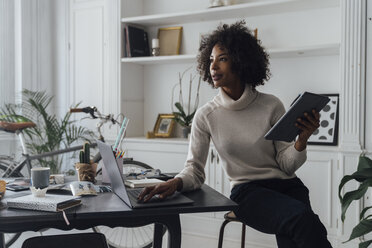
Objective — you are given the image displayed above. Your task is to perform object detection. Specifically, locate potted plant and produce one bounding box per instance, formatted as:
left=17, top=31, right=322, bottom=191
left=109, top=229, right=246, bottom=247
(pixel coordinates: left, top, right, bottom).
left=0, top=89, right=93, bottom=174
left=173, top=102, right=196, bottom=138
left=339, top=155, right=372, bottom=248
left=75, top=142, right=97, bottom=182
left=172, top=67, right=201, bottom=138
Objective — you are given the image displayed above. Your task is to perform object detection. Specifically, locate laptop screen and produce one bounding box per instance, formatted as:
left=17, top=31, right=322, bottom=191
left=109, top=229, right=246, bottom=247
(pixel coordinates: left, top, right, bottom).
left=96, top=140, right=132, bottom=208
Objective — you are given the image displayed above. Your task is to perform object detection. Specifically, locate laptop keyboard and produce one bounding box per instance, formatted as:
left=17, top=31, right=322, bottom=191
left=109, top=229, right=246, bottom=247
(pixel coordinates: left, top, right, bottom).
left=127, top=188, right=161, bottom=203
left=127, top=188, right=142, bottom=199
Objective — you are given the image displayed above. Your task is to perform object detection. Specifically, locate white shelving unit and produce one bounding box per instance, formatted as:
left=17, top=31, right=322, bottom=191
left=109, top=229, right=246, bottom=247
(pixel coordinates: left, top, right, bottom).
left=120, top=0, right=341, bottom=139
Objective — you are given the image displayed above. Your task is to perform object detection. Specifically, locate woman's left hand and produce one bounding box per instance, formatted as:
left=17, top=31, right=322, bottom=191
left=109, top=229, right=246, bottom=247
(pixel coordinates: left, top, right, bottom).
left=294, top=109, right=320, bottom=151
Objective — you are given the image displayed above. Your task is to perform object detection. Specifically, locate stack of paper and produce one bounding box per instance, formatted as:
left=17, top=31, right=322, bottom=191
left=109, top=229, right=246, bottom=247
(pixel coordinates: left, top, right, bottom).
left=124, top=178, right=163, bottom=188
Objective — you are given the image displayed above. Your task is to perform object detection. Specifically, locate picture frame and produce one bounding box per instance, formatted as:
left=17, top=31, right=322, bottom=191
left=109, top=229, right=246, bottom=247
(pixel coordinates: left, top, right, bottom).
left=153, top=114, right=176, bottom=138
left=307, top=94, right=339, bottom=146
left=158, top=27, right=183, bottom=56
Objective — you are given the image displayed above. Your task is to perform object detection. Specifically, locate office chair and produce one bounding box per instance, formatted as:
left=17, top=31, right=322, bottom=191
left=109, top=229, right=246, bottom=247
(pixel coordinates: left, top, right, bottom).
left=21, top=232, right=109, bottom=248
left=218, top=211, right=246, bottom=248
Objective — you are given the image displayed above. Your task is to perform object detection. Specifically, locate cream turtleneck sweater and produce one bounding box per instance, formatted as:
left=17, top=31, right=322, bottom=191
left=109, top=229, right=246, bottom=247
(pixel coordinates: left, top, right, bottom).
left=176, top=86, right=307, bottom=192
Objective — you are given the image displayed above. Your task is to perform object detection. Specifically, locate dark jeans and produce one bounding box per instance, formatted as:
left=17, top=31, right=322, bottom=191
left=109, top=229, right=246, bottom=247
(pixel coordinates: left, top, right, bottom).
left=230, top=177, right=332, bottom=248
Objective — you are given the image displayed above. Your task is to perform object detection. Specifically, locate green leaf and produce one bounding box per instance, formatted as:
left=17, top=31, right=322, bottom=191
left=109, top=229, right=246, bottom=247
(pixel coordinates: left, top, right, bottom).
left=175, top=102, right=186, bottom=118
left=359, top=239, right=372, bottom=248
left=352, top=169, right=372, bottom=182
left=345, top=219, right=372, bottom=242
left=358, top=156, right=372, bottom=171
left=173, top=102, right=195, bottom=127
left=360, top=207, right=372, bottom=220
left=173, top=115, right=187, bottom=127
left=363, top=214, right=372, bottom=221
left=185, top=110, right=196, bottom=123
left=339, top=175, right=358, bottom=200
left=340, top=178, right=372, bottom=222
left=339, top=169, right=372, bottom=201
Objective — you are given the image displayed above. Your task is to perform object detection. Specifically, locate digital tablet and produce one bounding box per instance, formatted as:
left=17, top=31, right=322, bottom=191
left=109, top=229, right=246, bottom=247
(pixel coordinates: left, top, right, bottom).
left=264, top=92, right=330, bottom=142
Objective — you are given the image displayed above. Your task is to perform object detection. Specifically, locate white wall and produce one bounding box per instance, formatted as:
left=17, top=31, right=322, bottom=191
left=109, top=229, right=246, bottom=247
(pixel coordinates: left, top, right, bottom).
left=0, top=0, right=68, bottom=161
left=0, top=0, right=17, bottom=153
left=0, top=0, right=68, bottom=109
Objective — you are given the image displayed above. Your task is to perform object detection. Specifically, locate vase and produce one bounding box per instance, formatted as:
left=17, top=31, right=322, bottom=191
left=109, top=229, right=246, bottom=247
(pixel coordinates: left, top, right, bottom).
left=182, top=126, right=191, bottom=138
left=209, top=0, right=223, bottom=7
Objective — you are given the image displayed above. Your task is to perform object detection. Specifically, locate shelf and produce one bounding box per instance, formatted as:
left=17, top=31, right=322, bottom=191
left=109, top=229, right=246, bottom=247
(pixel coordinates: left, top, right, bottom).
left=121, top=54, right=195, bottom=65
left=269, top=43, right=340, bottom=58
left=125, top=137, right=340, bottom=153
left=126, top=137, right=189, bottom=145
left=121, top=0, right=339, bottom=26
left=121, top=43, right=340, bottom=65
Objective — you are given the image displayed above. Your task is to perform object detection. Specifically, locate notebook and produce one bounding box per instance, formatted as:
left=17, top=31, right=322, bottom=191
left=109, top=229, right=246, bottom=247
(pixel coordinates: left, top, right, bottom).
left=264, top=92, right=330, bottom=142
left=6, top=194, right=81, bottom=212
left=97, top=140, right=194, bottom=209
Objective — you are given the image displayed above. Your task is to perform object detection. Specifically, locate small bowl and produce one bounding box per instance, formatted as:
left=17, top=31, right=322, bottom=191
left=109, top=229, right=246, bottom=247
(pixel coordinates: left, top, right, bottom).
left=0, top=180, right=6, bottom=201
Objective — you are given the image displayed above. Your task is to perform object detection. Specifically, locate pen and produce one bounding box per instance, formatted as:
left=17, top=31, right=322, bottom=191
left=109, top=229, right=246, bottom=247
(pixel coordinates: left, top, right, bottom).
left=113, top=117, right=128, bottom=150
left=117, top=119, right=130, bottom=150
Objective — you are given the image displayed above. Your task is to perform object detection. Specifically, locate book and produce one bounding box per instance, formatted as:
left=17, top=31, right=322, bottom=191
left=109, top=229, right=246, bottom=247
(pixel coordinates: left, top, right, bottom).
left=6, top=194, right=81, bottom=212
left=125, top=25, right=150, bottom=57
left=123, top=25, right=128, bottom=57
left=6, top=178, right=31, bottom=192
left=264, top=92, right=330, bottom=142
left=124, top=178, right=163, bottom=188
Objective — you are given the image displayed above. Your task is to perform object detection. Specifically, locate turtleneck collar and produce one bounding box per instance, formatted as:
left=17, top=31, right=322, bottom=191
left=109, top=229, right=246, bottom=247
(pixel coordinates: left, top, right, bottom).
left=214, top=85, right=258, bottom=110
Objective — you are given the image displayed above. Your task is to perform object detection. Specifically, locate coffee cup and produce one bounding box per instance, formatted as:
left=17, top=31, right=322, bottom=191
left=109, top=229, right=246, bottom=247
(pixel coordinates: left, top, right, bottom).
left=31, top=167, right=50, bottom=189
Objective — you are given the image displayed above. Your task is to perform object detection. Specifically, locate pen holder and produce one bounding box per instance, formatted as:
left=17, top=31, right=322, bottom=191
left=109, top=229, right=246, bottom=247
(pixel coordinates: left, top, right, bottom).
left=75, top=163, right=97, bottom=183
left=102, top=157, right=123, bottom=184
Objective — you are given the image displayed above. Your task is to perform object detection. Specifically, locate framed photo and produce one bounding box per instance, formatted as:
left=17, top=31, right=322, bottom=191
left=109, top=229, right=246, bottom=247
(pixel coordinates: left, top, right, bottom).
left=308, top=94, right=339, bottom=146
left=158, top=27, right=183, bottom=56
left=153, top=114, right=175, bottom=138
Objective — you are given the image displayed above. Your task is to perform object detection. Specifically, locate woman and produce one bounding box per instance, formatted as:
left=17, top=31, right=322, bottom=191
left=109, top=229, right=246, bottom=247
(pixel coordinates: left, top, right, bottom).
left=138, top=21, right=332, bottom=248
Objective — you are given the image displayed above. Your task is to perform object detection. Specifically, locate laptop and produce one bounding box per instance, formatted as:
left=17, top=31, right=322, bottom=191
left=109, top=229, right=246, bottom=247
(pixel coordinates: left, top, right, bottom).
left=97, top=140, right=194, bottom=209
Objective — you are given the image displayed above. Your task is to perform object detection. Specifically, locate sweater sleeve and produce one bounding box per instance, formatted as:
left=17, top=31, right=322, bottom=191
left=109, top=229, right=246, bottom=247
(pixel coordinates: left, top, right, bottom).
left=272, top=99, right=307, bottom=175
left=175, top=109, right=210, bottom=192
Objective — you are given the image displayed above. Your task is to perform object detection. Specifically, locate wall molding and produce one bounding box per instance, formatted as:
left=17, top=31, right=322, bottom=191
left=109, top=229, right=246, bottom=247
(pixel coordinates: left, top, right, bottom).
left=102, top=0, right=120, bottom=141
left=339, top=0, right=366, bottom=152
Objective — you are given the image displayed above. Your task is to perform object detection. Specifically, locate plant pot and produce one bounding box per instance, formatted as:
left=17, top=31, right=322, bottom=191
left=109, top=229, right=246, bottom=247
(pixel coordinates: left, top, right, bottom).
left=75, top=163, right=97, bottom=183
left=0, top=180, right=5, bottom=201
left=182, top=126, right=191, bottom=138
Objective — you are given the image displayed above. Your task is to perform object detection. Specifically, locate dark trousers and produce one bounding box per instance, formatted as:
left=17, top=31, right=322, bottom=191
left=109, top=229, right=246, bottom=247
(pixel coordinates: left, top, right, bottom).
left=230, top=177, right=332, bottom=248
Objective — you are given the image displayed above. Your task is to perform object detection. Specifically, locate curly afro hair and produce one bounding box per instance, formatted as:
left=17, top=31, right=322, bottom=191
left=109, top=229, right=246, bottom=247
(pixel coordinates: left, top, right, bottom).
left=197, top=20, right=270, bottom=89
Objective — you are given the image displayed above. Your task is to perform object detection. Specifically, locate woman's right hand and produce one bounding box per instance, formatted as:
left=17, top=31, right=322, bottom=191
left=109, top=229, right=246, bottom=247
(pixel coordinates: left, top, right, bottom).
left=137, top=177, right=183, bottom=203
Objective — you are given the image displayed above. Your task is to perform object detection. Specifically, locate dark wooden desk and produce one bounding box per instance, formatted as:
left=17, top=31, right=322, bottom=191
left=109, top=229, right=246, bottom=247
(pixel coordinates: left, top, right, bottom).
left=0, top=184, right=237, bottom=248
